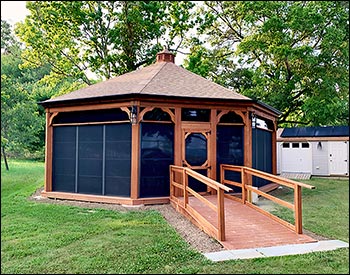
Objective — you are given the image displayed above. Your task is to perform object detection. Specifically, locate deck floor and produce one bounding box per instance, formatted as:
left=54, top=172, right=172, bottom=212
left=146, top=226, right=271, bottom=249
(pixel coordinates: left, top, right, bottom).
left=186, top=195, right=316, bottom=250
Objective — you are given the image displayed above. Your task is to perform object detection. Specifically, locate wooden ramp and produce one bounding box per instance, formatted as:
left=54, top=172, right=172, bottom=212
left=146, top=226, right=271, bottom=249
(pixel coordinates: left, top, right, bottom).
left=186, top=195, right=316, bottom=250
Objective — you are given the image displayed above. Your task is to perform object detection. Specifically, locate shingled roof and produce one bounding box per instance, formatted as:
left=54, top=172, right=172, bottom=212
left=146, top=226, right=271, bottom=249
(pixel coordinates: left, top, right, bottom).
left=42, top=50, right=251, bottom=104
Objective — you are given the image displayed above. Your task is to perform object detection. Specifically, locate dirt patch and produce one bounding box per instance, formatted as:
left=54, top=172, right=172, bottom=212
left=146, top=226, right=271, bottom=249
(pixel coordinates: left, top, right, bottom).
left=29, top=188, right=224, bottom=253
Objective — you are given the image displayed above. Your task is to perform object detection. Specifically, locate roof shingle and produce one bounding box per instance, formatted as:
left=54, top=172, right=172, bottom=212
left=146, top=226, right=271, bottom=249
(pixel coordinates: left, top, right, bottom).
left=43, top=61, right=251, bottom=104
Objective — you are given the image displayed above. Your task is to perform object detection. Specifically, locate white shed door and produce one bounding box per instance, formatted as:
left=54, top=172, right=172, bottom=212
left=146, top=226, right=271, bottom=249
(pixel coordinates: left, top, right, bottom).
left=281, top=142, right=312, bottom=173
left=329, top=141, right=348, bottom=175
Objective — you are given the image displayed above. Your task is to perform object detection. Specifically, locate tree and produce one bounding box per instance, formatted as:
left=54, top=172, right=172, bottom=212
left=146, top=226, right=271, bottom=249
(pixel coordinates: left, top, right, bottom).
left=1, top=19, right=83, bottom=163
left=186, top=1, right=349, bottom=126
left=15, top=1, right=195, bottom=84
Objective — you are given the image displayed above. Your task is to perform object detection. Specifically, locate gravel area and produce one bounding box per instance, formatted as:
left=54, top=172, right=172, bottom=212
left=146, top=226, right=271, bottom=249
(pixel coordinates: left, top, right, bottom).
left=29, top=188, right=224, bottom=253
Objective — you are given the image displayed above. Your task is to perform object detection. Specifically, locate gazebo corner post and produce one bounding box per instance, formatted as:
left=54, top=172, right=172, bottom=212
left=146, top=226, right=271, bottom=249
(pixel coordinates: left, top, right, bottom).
left=44, top=110, right=53, bottom=192
left=130, top=103, right=140, bottom=200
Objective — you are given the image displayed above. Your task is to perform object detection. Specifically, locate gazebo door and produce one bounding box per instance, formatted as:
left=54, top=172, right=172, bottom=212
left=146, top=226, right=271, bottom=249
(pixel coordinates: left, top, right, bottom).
left=182, top=125, right=211, bottom=192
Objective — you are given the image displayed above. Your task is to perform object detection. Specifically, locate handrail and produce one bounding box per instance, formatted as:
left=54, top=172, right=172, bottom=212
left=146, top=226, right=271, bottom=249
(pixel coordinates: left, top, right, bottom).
left=220, top=164, right=315, bottom=234
left=169, top=165, right=232, bottom=241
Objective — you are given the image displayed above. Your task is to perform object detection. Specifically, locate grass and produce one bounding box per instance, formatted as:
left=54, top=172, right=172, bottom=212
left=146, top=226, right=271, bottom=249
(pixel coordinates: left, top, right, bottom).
left=1, top=159, right=349, bottom=274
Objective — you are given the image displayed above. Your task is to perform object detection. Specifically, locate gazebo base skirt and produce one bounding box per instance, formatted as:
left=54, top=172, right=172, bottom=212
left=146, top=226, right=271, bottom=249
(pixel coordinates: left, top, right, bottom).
left=41, top=191, right=170, bottom=205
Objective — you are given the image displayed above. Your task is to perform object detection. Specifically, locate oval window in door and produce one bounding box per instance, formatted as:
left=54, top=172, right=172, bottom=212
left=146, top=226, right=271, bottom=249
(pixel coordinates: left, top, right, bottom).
left=185, top=133, right=207, bottom=166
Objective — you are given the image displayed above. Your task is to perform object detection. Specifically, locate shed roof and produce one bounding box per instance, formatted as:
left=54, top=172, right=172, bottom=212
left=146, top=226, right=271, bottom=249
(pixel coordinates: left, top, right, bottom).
left=42, top=60, right=250, bottom=104
left=281, top=126, right=349, bottom=138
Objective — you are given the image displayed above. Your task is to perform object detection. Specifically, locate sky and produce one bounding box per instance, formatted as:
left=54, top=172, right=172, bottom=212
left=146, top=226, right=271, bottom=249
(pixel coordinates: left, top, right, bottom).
left=1, top=1, right=186, bottom=65
left=1, top=1, right=29, bottom=25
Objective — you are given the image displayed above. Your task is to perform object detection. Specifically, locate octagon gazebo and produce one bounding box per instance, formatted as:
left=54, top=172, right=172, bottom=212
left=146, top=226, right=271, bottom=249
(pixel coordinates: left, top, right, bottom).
left=40, top=49, right=280, bottom=205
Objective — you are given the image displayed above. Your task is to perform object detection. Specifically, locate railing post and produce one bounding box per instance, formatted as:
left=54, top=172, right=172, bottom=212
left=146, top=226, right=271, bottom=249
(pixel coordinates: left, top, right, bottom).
left=217, top=188, right=225, bottom=241
left=241, top=167, right=246, bottom=204
left=220, top=164, right=224, bottom=185
left=183, top=168, right=188, bottom=207
left=294, top=185, right=302, bottom=234
left=169, top=166, right=174, bottom=199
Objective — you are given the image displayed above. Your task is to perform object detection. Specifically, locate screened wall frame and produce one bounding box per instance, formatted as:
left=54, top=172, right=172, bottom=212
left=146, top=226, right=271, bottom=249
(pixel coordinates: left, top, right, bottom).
left=43, top=98, right=279, bottom=205
left=139, top=107, right=175, bottom=198
left=139, top=106, right=175, bottom=123
left=51, top=121, right=132, bottom=197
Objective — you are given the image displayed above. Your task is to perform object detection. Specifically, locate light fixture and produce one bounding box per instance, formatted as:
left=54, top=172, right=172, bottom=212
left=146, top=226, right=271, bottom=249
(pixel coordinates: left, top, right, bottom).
left=251, top=113, right=256, bottom=129
left=130, top=106, right=138, bottom=124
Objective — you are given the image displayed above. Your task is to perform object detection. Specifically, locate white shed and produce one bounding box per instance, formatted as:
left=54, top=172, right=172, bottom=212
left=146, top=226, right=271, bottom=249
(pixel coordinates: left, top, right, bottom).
left=277, top=126, right=349, bottom=177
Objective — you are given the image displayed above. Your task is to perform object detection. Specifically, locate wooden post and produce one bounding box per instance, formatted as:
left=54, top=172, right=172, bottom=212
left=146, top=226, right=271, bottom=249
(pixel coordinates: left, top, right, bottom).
left=169, top=166, right=173, bottom=199
left=210, top=109, right=217, bottom=181
left=45, top=111, right=53, bottom=192
left=244, top=111, right=253, bottom=189
left=294, top=185, right=302, bottom=233
left=183, top=168, right=188, bottom=207
left=217, top=188, right=225, bottom=241
left=241, top=167, right=246, bottom=204
left=174, top=107, right=182, bottom=197
left=220, top=164, right=224, bottom=185
left=271, top=120, right=277, bottom=175
left=130, top=105, right=140, bottom=200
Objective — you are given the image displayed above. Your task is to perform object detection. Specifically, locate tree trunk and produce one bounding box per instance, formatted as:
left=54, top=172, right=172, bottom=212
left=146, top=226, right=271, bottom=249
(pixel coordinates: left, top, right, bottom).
left=1, top=146, right=9, bottom=171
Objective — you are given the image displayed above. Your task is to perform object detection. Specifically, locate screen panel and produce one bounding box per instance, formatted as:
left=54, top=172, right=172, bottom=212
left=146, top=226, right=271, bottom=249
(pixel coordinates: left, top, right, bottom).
left=104, top=124, right=131, bottom=197
left=77, top=125, right=103, bottom=195
left=52, top=126, right=76, bottom=192
left=252, top=128, right=272, bottom=187
left=139, top=123, right=174, bottom=198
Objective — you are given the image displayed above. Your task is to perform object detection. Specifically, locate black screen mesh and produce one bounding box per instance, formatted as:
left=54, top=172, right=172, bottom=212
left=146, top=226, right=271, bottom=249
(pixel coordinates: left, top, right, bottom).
left=105, top=124, right=131, bottom=196
left=52, top=123, right=131, bottom=197
left=252, top=128, right=272, bottom=187
left=53, top=108, right=129, bottom=124
left=216, top=125, right=244, bottom=192
left=140, top=123, right=174, bottom=197
left=52, top=126, right=76, bottom=192
left=78, top=125, right=103, bottom=194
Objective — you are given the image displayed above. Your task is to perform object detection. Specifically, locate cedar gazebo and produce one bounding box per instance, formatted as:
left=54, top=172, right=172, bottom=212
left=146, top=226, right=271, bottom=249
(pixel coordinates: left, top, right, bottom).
left=40, top=49, right=280, bottom=205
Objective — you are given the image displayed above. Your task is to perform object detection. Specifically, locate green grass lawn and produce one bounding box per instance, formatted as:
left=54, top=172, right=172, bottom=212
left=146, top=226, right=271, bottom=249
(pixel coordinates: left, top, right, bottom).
left=1, top=160, right=349, bottom=274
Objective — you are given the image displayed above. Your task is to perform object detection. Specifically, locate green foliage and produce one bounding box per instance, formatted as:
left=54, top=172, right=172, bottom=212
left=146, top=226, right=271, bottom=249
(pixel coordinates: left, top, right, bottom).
left=1, top=19, right=85, bottom=160
left=15, top=1, right=196, bottom=83
left=186, top=1, right=349, bottom=126
left=1, top=19, right=20, bottom=53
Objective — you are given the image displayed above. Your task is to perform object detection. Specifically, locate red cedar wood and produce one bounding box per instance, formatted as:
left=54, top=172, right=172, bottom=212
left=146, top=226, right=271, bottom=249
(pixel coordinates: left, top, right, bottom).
left=220, top=165, right=315, bottom=235
left=44, top=98, right=278, bottom=205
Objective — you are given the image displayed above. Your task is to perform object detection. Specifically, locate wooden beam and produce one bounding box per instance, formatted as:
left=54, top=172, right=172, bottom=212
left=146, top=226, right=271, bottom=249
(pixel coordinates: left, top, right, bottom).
left=130, top=108, right=140, bottom=199
left=49, top=102, right=132, bottom=113
left=272, top=124, right=277, bottom=175
left=294, top=185, right=303, bottom=234
left=217, top=189, right=225, bottom=241
left=44, top=111, right=53, bottom=192
left=210, top=109, right=217, bottom=182
left=48, top=112, right=59, bottom=126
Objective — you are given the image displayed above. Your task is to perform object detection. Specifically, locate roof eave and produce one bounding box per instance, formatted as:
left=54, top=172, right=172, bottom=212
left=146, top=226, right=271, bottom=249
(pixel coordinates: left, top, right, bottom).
left=38, top=93, right=255, bottom=108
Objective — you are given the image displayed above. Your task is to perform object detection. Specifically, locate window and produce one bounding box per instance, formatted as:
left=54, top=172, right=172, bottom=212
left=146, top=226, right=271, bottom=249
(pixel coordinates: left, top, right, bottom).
left=219, top=111, right=243, bottom=124
left=181, top=108, right=210, bottom=122
left=292, top=143, right=299, bottom=148
left=53, top=108, right=129, bottom=124
left=143, top=108, right=172, bottom=122
left=282, top=143, right=290, bottom=148
left=301, top=142, right=310, bottom=148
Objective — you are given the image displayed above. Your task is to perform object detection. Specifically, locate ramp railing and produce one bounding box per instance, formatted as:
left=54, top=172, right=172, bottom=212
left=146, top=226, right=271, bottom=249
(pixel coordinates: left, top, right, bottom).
left=169, top=165, right=232, bottom=241
left=220, top=164, right=315, bottom=234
